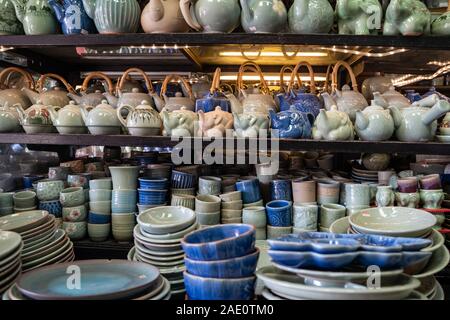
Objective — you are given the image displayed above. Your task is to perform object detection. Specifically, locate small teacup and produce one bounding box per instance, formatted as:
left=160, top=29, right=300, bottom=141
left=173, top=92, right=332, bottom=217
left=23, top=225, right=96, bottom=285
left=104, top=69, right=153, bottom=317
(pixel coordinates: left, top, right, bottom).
left=266, top=200, right=292, bottom=227
left=63, top=204, right=87, bottom=222
left=316, top=180, right=340, bottom=205
left=219, top=191, right=242, bottom=202
left=60, top=187, right=85, bottom=207
left=195, top=195, right=221, bottom=213
left=397, top=177, right=418, bottom=193
left=221, top=200, right=243, bottom=210
left=320, top=204, right=345, bottom=229
left=293, top=203, right=318, bottom=231
left=242, top=206, right=266, bottom=228
left=221, top=209, right=242, bottom=219
left=63, top=221, right=87, bottom=240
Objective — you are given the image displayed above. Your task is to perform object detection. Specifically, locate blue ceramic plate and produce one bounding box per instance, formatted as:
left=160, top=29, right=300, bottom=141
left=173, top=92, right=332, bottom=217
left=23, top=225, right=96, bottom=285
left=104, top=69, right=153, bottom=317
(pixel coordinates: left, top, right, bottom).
left=16, top=260, right=161, bottom=300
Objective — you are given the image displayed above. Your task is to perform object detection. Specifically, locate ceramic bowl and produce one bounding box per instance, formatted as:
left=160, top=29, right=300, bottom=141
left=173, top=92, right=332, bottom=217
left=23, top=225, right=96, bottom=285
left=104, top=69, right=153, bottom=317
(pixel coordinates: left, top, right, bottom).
left=185, top=248, right=259, bottom=278
left=14, top=206, right=37, bottom=213
left=144, top=164, right=172, bottom=180
left=171, top=188, right=196, bottom=196
left=221, top=200, right=243, bottom=210
left=219, top=191, right=242, bottom=202
left=181, top=224, right=256, bottom=260
left=267, top=225, right=293, bottom=239
left=112, top=212, right=136, bottom=225
left=138, top=178, right=169, bottom=190
left=63, top=221, right=87, bottom=240
left=195, top=195, right=221, bottom=213
left=198, top=176, right=222, bottom=196
left=60, top=187, right=85, bottom=207
left=38, top=200, right=62, bottom=218
left=89, top=201, right=111, bottom=214
left=221, top=217, right=242, bottom=224
left=184, top=272, right=256, bottom=300
left=88, top=212, right=112, bottom=224
left=196, top=212, right=221, bottom=226
left=221, top=209, right=242, bottom=219
left=242, top=206, right=267, bottom=228
left=62, top=205, right=87, bottom=222
left=137, top=203, right=166, bottom=214
left=243, top=199, right=264, bottom=208
left=67, top=174, right=91, bottom=189
left=171, top=170, right=195, bottom=189
left=0, top=192, right=14, bottom=208
left=138, top=189, right=168, bottom=205
left=89, top=189, right=111, bottom=202
left=36, top=179, right=65, bottom=201
left=89, top=178, right=112, bottom=190
left=419, top=174, right=442, bottom=190
left=137, top=206, right=196, bottom=235
left=236, top=178, right=262, bottom=204
left=170, top=195, right=195, bottom=210
left=266, top=200, right=292, bottom=227
left=88, top=223, right=110, bottom=242
left=13, top=190, right=36, bottom=209
left=109, top=166, right=140, bottom=190
left=397, top=178, right=419, bottom=193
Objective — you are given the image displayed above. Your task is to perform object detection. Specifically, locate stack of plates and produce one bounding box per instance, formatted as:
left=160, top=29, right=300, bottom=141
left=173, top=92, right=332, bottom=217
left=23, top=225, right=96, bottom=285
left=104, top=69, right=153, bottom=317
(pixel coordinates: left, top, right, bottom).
left=0, top=231, right=22, bottom=295
left=0, top=211, right=75, bottom=272
left=416, top=276, right=444, bottom=300
left=2, top=260, right=171, bottom=300
left=351, top=163, right=379, bottom=183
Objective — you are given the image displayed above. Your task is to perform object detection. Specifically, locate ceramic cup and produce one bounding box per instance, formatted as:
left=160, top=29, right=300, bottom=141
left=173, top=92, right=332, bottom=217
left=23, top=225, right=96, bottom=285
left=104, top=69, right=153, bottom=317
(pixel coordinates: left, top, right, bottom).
left=395, top=192, right=420, bottom=208
left=171, top=194, right=195, bottom=210
left=293, top=203, right=318, bottom=231
left=376, top=186, right=395, bottom=207
left=317, top=154, right=334, bottom=171
left=63, top=221, right=87, bottom=240
left=235, top=178, right=262, bottom=204
left=195, top=195, right=221, bottom=213
left=196, top=211, right=220, bottom=225
left=266, top=200, right=292, bottom=227
left=63, top=204, right=88, bottom=222
left=89, top=201, right=112, bottom=214
left=198, top=176, right=222, bottom=196
left=316, top=180, right=340, bottom=205
left=48, top=166, right=70, bottom=181
left=320, top=204, right=346, bottom=229
left=292, top=180, right=316, bottom=204
left=0, top=192, right=14, bottom=208
left=346, top=205, right=370, bottom=216
left=36, top=179, right=65, bottom=201
left=345, top=183, right=370, bottom=207
left=13, top=190, right=36, bottom=209
left=378, top=170, right=395, bottom=186
left=172, top=188, right=196, bottom=196
left=420, top=174, right=442, bottom=190
left=270, top=179, right=292, bottom=201
left=88, top=223, right=110, bottom=242
left=221, top=209, right=242, bottom=219
left=267, top=225, right=292, bottom=239
left=60, top=187, right=85, bottom=207
left=397, top=177, right=419, bottom=193
left=242, top=206, right=266, bottom=228
left=109, top=166, right=140, bottom=190
left=221, top=200, right=243, bottom=210
left=89, top=189, right=112, bottom=202
left=420, top=189, right=445, bottom=209
left=89, top=178, right=112, bottom=190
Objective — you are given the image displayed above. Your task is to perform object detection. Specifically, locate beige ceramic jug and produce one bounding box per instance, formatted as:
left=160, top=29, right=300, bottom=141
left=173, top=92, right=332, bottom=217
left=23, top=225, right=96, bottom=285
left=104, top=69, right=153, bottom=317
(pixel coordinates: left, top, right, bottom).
left=141, top=0, right=189, bottom=33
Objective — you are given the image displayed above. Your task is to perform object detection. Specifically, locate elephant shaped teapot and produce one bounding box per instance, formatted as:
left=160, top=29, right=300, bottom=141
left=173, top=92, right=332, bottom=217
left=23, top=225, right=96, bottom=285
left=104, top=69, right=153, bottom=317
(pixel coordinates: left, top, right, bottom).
left=336, top=0, right=383, bottom=34
left=233, top=108, right=270, bottom=138
left=197, top=106, right=233, bottom=138
left=161, top=106, right=197, bottom=137
left=269, top=106, right=314, bottom=139
left=383, top=0, right=431, bottom=36
left=240, top=0, right=287, bottom=33
left=313, top=97, right=354, bottom=141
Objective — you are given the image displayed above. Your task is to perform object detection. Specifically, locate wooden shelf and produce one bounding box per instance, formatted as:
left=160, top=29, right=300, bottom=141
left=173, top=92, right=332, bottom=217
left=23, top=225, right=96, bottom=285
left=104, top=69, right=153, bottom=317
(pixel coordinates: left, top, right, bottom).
left=2, top=133, right=450, bottom=155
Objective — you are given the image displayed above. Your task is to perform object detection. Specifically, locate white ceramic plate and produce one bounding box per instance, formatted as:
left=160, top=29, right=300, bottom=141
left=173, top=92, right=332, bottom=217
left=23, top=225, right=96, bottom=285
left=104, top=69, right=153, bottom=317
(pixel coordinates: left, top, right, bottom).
left=0, top=231, right=22, bottom=260
left=134, top=241, right=184, bottom=257
left=22, top=227, right=56, bottom=250
left=136, top=247, right=184, bottom=262
left=139, top=221, right=198, bottom=241
left=22, top=229, right=66, bottom=259
left=413, top=245, right=450, bottom=279
left=0, top=211, right=48, bottom=233
left=349, top=207, right=436, bottom=237
left=22, top=241, right=73, bottom=270
left=137, top=206, right=196, bottom=235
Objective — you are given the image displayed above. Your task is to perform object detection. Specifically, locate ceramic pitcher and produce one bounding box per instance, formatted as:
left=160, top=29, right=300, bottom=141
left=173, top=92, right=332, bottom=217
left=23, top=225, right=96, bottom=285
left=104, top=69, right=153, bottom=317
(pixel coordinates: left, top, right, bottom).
left=0, top=0, right=23, bottom=35
left=10, top=0, right=59, bottom=35
left=83, top=0, right=141, bottom=33
left=49, top=0, right=96, bottom=34
left=288, top=0, right=333, bottom=34
left=68, top=72, right=114, bottom=108
left=383, top=0, right=431, bottom=36
left=22, top=73, right=75, bottom=108
left=141, top=0, right=189, bottom=33
left=336, top=0, right=383, bottom=35
left=180, top=0, right=240, bottom=33
left=240, top=0, right=287, bottom=33
left=0, top=67, right=34, bottom=109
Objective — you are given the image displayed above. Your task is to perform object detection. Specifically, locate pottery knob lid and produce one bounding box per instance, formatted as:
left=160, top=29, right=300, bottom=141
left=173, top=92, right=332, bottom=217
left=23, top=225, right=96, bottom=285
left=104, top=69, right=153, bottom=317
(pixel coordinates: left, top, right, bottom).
left=175, top=92, right=183, bottom=97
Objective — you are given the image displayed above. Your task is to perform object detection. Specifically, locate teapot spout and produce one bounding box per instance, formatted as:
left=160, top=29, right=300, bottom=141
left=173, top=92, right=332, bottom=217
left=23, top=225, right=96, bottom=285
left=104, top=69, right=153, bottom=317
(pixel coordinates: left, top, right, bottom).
left=103, top=92, right=118, bottom=108
left=355, top=111, right=369, bottom=131
left=21, top=88, right=39, bottom=105
left=67, top=92, right=82, bottom=105
left=388, top=105, right=402, bottom=128
left=224, top=91, right=243, bottom=114
left=422, top=100, right=450, bottom=126
left=412, top=94, right=439, bottom=108
left=320, top=92, right=337, bottom=111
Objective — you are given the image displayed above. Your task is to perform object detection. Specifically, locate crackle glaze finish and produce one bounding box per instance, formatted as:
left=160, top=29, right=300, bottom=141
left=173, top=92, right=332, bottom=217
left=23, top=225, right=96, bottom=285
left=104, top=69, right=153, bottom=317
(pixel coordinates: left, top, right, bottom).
left=0, top=0, right=23, bottom=35
left=288, top=0, right=333, bottom=33
left=240, top=0, right=287, bottom=33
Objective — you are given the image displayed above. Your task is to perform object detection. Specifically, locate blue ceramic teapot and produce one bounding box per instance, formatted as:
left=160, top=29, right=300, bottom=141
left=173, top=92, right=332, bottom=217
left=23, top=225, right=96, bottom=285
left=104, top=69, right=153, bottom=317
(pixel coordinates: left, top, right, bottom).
left=269, top=106, right=315, bottom=139
left=277, top=61, right=322, bottom=117
left=49, top=0, right=96, bottom=34
left=195, top=68, right=230, bottom=113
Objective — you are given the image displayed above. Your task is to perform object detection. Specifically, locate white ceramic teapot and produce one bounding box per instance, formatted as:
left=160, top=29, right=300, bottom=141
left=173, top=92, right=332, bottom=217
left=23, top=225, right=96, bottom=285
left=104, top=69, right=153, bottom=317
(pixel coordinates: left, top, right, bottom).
left=233, top=108, right=270, bottom=138
left=117, top=100, right=162, bottom=136
left=354, top=98, right=395, bottom=141
left=48, top=100, right=87, bottom=134
left=80, top=99, right=121, bottom=135
left=161, top=106, right=198, bottom=137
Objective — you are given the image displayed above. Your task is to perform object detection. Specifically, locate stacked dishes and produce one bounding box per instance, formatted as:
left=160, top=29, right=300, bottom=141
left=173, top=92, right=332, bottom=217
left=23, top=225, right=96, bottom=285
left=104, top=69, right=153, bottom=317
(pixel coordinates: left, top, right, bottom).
left=171, top=194, right=195, bottom=210
left=36, top=179, right=65, bottom=225
left=13, top=190, right=37, bottom=213
left=112, top=212, right=135, bottom=242
left=171, top=170, right=195, bottom=197
left=195, top=195, right=221, bottom=227
left=60, top=187, right=87, bottom=241
left=134, top=206, right=198, bottom=298
left=351, top=163, right=379, bottom=183
left=110, top=166, right=140, bottom=214
left=3, top=260, right=171, bottom=300
left=182, top=224, right=258, bottom=300
left=0, top=231, right=22, bottom=295
left=0, top=211, right=75, bottom=273
left=219, top=191, right=243, bottom=224
left=0, top=192, right=14, bottom=216
left=138, top=178, right=169, bottom=212
left=88, top=178, right=112, bottom=241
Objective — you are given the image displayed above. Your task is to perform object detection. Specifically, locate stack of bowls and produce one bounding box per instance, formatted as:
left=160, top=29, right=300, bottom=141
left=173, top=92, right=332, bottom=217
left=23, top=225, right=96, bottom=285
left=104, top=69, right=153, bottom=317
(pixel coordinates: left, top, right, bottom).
left=112, top=212, right=135, bottom=242
left=171, top=194, right=195, bottom=210
left=182, top=224, right=258, bottom=300
left=0, top=231, right=22, bottom=295
left=195, top=195, right=221, bottom=227
left=3, top=260, right=171, bottom=300
left=110, top=167, right=139, bottom=226
left=0, top=192, right=14, bottom=216
left=13, top=191, right=37, bottom=213
left=266, top=200, right=293, bottom=239
left=67, top=173, right=92, bottom=206
left=137, top=178, right=169, bottom=213
left=171, top=170, right=195, bottom=197
left=36, top=179, right=65, bottom=226
left=88, top=178, right=112, bottom=242
left=236, top=178, right=263, bottom=208
left=219, top=191, right=243, bottom=224
left=0, top=210, right=75, bottom=273
left=134, top=206, right=198, bottom=298
left=60, top=187, right=87, bottom=241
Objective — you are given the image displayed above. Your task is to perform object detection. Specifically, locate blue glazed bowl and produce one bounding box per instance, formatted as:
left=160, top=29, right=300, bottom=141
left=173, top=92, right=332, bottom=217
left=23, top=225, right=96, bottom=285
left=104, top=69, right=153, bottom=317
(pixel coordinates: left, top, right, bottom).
left=23, top=175, right=45, bottom=189
left=88, top=212, right=112, bottom=224
left=134, top=154, right=158, bottom=167
left=184, top=272, right=256, bottom=300
left=138, top=189, right=168, bottom=205
left=235, top=178, right=261, bottom=204
left=38, top=200, right=62, bottom=217
left=182, top=224, right=256, bottom=261
left=266, top=200, right=292, bottom=227
left=171, top=170, right=195, bottom=189
left=185, top=248, right=259, bottom=278
left=270, top=179, right=292, bottom=201
left=138, top=178, right=169, bottom=190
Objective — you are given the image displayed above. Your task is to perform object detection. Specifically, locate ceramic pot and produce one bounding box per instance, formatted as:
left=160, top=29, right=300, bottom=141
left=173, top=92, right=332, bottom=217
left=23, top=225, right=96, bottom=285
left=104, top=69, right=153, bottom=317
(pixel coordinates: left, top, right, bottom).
left=316, top=180, right=340, bottom=205
left=266, top=200, right=292, bottom=227
left=195, top=195, right=221, bottom=213
left=236, top=178, right=262, bottom=204
left=49, top=0, right=96, bottom=34
left=420, top=189, right=444, bottom=209
left=109, top=166, right=140, bottom=190
left=270, top=179, right=292, bottom=201
left=336, top=0, right=382, bottom=35
left=117, top=100, right=162, bottom=136
left=10, top=0, right=59, bottom=35
left=293, top=203, right=318, bottom=231
left=141, top=0, right=189, bottom=33
left=397, top=178, right=418, bottom=193
left=345, top=183, right=370, bottom=207
left=60, top=187, right=85, bottom=207
left=63, top=204, right=87, bottom=222
left=383, top=0, right=431, bottom=36
left=198, top=176, right=222, bottom=196
left=89, top=178, right=112, bottom=190
left=288, top=0, right=333, bottom=34
left=196, top=211, right=220, bottom=225
left=13, top=190, right=36, bottom=209
left=375, top=186, right=395, bottom=207
left=395, top=192, right=420, bottom=208
left=197, top=106, right=233, bottom=138
left=88, top=223, right=110, bottom=241
left=419, top=174, right=442, bottom=190
left=320, top=203, right=345, bottom=229
left=38, top=200, right=62, bottom=217
left=0, top=0, right=23, bottom=35
left=292, top=180, right=316, bottom=203
left=36, top=179, right=65, bottom=201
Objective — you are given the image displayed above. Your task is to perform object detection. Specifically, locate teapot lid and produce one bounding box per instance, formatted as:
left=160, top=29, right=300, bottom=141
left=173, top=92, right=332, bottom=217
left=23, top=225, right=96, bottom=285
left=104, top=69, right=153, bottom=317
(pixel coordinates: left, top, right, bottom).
left=96, top=99, right=112, bottom=108
left=136, top=100, right=153, bottom=109
left=341, top=84, right=351, bottom=91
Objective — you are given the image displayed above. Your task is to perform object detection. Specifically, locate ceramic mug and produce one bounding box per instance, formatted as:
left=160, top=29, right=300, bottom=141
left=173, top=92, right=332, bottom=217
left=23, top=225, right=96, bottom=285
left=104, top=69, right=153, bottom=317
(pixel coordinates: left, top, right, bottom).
left=270, top=179, right=292, bottom=201
left=316, top=180, right=340, bottom=205
left=292, top=180, right=316, bottom=204
left=419, top=174, right=442, bottom=190
left=345, top=183, right=370, bottom=207
left=397, top=177, right=418, bottom=193
left=293, top=203, right=318, bottom=231
left=320, top=204, right=346, bottom=229
left=266, top=200, right=292, bottom=227
left=235, top=178, right=262, bottom=204
left=198, top=176, right=222, bottom=196
left=242, top=206, right=267, bottom=228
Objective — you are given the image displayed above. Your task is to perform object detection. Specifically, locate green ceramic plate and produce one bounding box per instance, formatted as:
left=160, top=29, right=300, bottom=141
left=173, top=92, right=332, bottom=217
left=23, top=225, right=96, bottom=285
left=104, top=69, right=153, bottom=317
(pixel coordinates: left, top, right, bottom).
left=0, top=211, right=48, bottom=233
left=0, top=231, right=22, bottom=260
left=22, top=229, right=66, bottom=260
left=413, top=245, right=450, bottom=279
left=436, top=135, right=450, bottom=143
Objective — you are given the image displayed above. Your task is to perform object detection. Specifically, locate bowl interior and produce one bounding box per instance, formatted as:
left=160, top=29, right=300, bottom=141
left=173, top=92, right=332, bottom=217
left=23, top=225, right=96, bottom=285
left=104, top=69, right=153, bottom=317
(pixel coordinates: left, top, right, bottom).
left=139, top=207, right=194, bottom=227
left=183, top=224, right=253, bottom=245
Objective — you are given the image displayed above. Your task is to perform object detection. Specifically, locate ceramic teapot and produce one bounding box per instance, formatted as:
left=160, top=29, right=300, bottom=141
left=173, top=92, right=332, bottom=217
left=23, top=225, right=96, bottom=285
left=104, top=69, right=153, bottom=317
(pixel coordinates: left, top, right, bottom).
left=22, top=73, right=75, bottom=108
left=432, top=12, right=450, bottom=36
left=82, top=0, right=141, bottom=33
left=103, top=68, right=157, bottom=110
left=240, top=0, right=287, bottom=33
left=233, top=109, right=270, bottom=138
left=117, top=100, right=162, bottom=136
left=195, top=68, right=230, bottom=113
left=269, top=106, right=314, bottom=139
left=161, top=106, right=197, bottom=137
left=141, top=0, right=189, bottom=33
left=312, top=101, right=354, bottom=141
left=323, top=61, right=368, bottom=122
left=0, top=0, right=23, bottom=35
left=277, top=61, right=322, bottom=117
left=288, top=0, right=333, bottom=33
left=197, top=106, right=233, bottom=138
left=10, top=0, right=59, bottom=35
left=80, top=99, right=121, bottom=135
left=373, top=88, right=410, bottom=109
left=224, top=62, right=277, bottom=115
left=180, top=0, right=240, bottom=33
left=68, top=72, right=113, bottom=108
left=0, top=67, right=34, bottom=109
left=383, top=0, right=431, bottom=36
left=354, top=99, right=395, bottom=141
left=48, top=100, right=87, bottom=134
left=361, top=75, right=393, bottom=101
left=15, top=101, right=58, bottom=134
left=48, top=0, right=96, bottom=34
left=0, top=103, right=21, bottom=132
left=336, top=0, right=382, bottom=34
left=389, top=94, right=450, bottom=142
left=422, top=87, right=450, bottom=103
left=153, top=75, right=195, bottom=112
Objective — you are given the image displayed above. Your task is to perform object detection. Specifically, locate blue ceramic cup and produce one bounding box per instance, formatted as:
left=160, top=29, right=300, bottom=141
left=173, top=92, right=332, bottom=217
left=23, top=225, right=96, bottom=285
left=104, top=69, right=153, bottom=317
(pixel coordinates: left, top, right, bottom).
left=88, top=212, right=112, bottom=224
left=266, top=200, right=292, bottom=227
left=236, top=178, right=262, bottom=204
left=23, top=175, right=45, bottom=189
left=270, top=179, right=292, bottom=201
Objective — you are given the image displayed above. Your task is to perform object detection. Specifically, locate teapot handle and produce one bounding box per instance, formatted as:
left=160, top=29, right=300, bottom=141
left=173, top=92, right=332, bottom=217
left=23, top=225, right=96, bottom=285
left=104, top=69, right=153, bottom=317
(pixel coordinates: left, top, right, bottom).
left=279, top=65, right=302, bottom=93
left=180, top=0, right=202, bottom=31
left=36, top=73, right=76, bottom=94
left=116, top=105, right=134, bottom=128
left=287, top=61, right=316, bottom=94
left=209, top=67, right=222, bottom=94
left=331, top=60, right=358, bottom=93
left=81, top=72, right=114, bottom=94
left=118, top=68, right=154, bottom=95
left=0, top=67, right=34, bottom=90
left=160, top=74, right=194, bottom=99
left=237, top=61, right=270, bottom=94
left=322, top=64, right=333, bottom=94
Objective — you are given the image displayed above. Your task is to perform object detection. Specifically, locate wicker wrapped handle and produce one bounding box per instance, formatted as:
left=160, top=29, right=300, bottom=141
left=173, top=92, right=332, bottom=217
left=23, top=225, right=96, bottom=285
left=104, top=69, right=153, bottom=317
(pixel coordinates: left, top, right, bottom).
left=160, top=74, right=194, bottom=99
left=81, top=72, right=114, bottom=94
left=118, top=68, right=154, bottom=94
left=279, top=65, right=302, bottom=92
left=331, top=60, right=358, bottom=92
left=287, top=61, right=316, bottom=93
left=237, top=61, right=269, bottom=94
left=210, top=67, right=222, bottom=94
left=322, top=64, right=333, bottom=93
left=36, top=73, right=75, bottom=93
left=0, top=67, right=34, bottom=90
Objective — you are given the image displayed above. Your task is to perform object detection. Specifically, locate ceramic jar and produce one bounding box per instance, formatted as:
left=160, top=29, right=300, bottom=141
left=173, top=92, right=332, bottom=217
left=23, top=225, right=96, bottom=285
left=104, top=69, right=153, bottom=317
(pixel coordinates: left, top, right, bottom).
left=420, top=189, right=444, bottom=209
left=83, top=0, right=141, bottom=33
left=336, top=0, right=382, bottom=35
left=10, top=0, right=59, bottom=35
left=180, top=0, right=240, bottom=33
left=0, top=104, right=21, bottom=132
left=293, top=203, right=318, bottom=231
left=141, top=0, right=189, bottom=33
left=117, top=100, right=162, bottom=136
left=161, top=106, right=198, bottom=137
left=81, top=100, right=121, bottom=135
left=383, top=0, right=431, bottom=36
left=269, top=107, right=314, bottom=139
left=109, top=166, right=140, bottom=190
left=0, top=0, right=23, bottom=35
left=395, top=192, right=420, bottom=208
left=320, top=204, right=345, bottom=229
left=376, top=186, right=395, bottom=207
left=233, top=110, right=270, bottom=138
left=48, top=100, right=87, bottom=134
left=240, top=0, right=287, bottom=33
left=49, top=0, right=96, bottom=34
left=288, top=0, right=333, bottom=33
left=316, top=180, right=340, bottom=205
left=345, top=183, right=370, bottom=207
left=354, top=100, right=395, bottom=141
left=197, top=107, right=233, bottom=138
left=292, top=180, right=316, bottom=203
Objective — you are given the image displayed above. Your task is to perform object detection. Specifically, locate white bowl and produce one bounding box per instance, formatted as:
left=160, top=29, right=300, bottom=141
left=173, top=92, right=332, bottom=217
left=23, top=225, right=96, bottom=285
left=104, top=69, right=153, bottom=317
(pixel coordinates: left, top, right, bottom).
left=137, top=206, right=196, bottom=235
left=349, top=207, right=437, bottom=237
